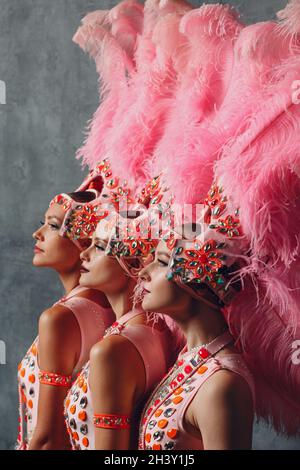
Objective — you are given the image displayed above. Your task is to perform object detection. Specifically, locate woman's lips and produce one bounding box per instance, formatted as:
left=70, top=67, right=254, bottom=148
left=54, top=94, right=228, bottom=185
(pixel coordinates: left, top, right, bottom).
left=143, top=287, right=151, bottom=294
left=80, top=266, right=89, bottom=274
left=34, top=246, right=43, bottom=253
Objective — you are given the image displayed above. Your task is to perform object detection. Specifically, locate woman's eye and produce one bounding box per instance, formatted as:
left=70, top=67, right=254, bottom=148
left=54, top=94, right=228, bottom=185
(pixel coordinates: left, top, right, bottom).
left=157, top=258, right=168, bottom=267
left=49, top=223, right=59, bottom=230
left=95, top=244, right=105, bottom=251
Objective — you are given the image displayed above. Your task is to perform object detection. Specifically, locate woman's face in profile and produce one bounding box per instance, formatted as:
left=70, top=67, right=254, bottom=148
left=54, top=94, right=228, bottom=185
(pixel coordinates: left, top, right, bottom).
left=32, top=203, right=81, bottom=272
left=139, top=240, right=192, bottom=317
left=79, top=219, right=131, bottom=294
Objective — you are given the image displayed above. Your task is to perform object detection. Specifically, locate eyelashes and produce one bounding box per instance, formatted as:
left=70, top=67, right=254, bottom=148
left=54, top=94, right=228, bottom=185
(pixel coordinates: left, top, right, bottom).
left=39, top=221, right=60, bottom=230
left=94, top=244, right=105, bottom=251
left=157, top=258, right=169, bottom=267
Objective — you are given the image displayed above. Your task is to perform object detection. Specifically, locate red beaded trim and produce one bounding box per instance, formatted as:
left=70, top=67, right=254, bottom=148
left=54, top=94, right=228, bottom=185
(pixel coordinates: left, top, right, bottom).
left=93, top=413, right=131, bottom=430
left=38, top=370, right=72, bottom=387
left=49, top=194, right=72, bottom=212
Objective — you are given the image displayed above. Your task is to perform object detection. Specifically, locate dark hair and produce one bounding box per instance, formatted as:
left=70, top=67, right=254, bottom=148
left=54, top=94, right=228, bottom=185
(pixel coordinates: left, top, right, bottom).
left=193, top=261, right=243, bottom=308
left=67, top=191, right=97, bottom=203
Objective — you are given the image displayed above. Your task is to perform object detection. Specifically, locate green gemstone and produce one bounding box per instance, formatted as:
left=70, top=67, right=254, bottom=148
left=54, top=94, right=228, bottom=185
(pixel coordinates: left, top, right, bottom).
left=189, top=261, right=198, bottom=267
left=186, top=251, right=197, bottom=258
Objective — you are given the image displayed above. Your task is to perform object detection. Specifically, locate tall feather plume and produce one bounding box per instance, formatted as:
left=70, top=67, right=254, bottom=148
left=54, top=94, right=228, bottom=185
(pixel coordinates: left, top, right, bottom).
left=277, top=0, right=300, bottom=39
left=103, top=0, right=193, bottom=192
left=73, top=1, right=144, bottom=170
left=148, top=3, right=244, bottom=204
left=214, top=11, right=300, bottom=436
left=224, top=272, right=300, bottom=436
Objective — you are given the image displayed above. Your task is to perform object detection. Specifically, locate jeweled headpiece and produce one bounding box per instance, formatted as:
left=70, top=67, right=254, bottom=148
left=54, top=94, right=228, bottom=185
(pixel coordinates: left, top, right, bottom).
left=164, top=181, right=248, bottom=304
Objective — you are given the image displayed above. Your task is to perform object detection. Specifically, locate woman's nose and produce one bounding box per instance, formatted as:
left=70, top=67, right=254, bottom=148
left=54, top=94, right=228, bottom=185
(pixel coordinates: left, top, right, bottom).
left=32, top=226, right=44, bottom=241
left=80, top=246, right=90, bottom=262
left=139, top=265, right=151, bottom=282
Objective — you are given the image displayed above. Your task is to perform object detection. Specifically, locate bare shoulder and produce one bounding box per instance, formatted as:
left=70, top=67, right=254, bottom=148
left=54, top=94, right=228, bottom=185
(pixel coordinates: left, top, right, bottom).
left=90, top=335, right=138, bottom=369
left=89, top=335, right=145, bottom=401
left=39, top=303, right=78, bottom=334
left=37, top=304, right=81, bottom=372
left=190, top=367, right=254, bottom=425
left=200, top=368, right=253, bottom=405
left=74, top=288, right=111, bottom=308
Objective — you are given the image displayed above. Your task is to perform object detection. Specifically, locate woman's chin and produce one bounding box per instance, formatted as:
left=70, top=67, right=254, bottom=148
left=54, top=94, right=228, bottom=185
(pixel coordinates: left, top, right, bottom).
left=32, top=257, right=45, bottom=267
left=142, top=294, right=156, bottom=312
left=79, top=274, right=90, bottom=287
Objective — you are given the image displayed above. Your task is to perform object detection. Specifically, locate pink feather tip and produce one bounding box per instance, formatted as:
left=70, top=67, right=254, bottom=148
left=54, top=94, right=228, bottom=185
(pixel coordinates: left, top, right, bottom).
left=277, top=0, right=300, bottom=35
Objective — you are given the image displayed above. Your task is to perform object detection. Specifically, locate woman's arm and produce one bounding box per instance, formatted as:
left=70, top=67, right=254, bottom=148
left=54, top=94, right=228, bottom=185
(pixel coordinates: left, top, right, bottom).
left=89, top=334, right=145, bottom=450
left=28, top=305, right=81, bottom=450
left=191, top=369, right=254, bottom=450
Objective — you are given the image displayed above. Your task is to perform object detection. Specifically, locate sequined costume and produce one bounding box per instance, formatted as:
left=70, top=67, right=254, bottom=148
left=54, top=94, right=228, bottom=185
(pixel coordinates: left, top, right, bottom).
left=64, top=308, right=182, bottom=450
left=16, top=286, right=115, bottom=449
left=139, top=331, right=255, bottom=450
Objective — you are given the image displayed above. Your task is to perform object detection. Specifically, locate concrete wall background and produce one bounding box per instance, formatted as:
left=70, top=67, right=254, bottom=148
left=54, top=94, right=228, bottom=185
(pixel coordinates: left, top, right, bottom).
left=0, top=0, right=299, bottom=450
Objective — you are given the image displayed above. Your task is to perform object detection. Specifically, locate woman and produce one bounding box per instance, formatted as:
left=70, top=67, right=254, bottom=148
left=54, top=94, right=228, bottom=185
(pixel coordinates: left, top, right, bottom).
left=64, top=203, right=185, bottom=450
left=138, top=177, right=300, bottom=450
left=137, top=1, right=300, bottom=450
left=138, top=184, right=255, bottom=450
left=17, top=186, right=115, bottom=450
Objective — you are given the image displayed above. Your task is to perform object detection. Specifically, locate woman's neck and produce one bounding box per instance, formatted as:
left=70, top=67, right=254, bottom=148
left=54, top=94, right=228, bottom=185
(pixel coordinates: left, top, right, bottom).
left=106, top=278, right=137, bottom=320
left=58, top=270, right=81, bottom=296
left=175, top=298, right=229, bottom=351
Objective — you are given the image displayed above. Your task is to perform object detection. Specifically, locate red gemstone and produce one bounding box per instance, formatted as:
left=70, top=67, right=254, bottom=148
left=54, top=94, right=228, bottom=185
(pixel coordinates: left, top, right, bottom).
left=199, top=255, right=208, bottom=263
left=177, top=374, right=184, bottom=382
left=154, top=399, right=160, bottom=406
left=177, top=359, right=184, bottom=367
left=198, top=348, right=209, bottom=359
left=147, top=407, right=153, bottom=415
left=184, top=365, right=192, bottom=374
left=170, top=380, right=178, bottom=389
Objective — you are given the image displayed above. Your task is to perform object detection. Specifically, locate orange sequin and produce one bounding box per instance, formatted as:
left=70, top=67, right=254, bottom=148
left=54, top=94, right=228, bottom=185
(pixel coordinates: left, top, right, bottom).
left=82, top=437, right=89, bottom=448
left=153, top=444, right=162, bottom=450
left=172, top=396, right=183, bottom=404
left=167, top=428, right=178, bottom=439
left=158, top=419, right=168, bottom=429
left=145, top=433, right=151, bottom=443
left=28, top=399, right=33, bottom=409
left=65, top=398, right=70, bottom=409
left=174, top=387, right=184, bottom=396
left=82, top=383, right=88, bottom=394
left=70, top=405, right=76, bottom=415
left=154, top=409, right=163, bottom=418
left=28, top=374, right=35, bottom=384
left=197, top=365, right=208, bottom=374
left=78, top=411, right=87, bottom=422
left=31, top=344, right=37, bottom=356
left=20, top=369, right=25, bottom=378
left=77, top=378, right=84, bottom=388
left=72, top=432, right=79, bottom=441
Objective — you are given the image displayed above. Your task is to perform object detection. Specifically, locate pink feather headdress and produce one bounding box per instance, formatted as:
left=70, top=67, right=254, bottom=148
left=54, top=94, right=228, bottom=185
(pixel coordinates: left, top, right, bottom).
left=73, top=0, right=144, bottom=172
left=149, top=3, right=244, bottom=204
left=160, top=2, right=300, bottom=436
left=74, top=0, right=193, bottom=192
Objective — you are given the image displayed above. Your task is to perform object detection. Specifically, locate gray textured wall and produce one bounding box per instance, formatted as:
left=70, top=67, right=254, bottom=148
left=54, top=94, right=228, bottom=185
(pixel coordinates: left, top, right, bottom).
left=0, top=0, right=299, bottom=450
